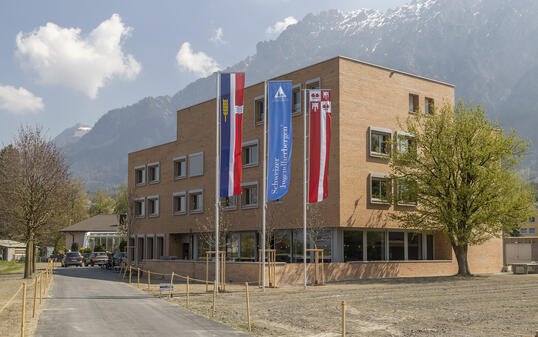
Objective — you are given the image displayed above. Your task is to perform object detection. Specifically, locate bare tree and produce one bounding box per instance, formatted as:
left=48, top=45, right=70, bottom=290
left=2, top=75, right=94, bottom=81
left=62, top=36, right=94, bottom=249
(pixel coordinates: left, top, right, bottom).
left=194, top=206, right=233, bottom=258
left=0, top=126, right=71, bottom=278
left=306, top=205, right=330, bottom=250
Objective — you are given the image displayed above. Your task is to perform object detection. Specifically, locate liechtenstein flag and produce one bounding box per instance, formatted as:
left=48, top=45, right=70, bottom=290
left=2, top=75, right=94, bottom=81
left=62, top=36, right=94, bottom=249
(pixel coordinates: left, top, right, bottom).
left=219, top=73, right=245, bottom=197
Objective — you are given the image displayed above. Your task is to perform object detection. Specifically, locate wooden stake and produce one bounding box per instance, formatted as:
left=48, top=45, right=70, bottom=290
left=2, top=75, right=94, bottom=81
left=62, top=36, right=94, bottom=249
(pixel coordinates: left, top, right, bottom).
left=147, top=270, right=151, bottom=290
left=186, top=276, right=190, bottom=308
left=129, top=266, right=132, bottom=284
left=245, top=282, right=251, bottom=332
left=341, top=300, right=346, bottom=337
left=32, top=276, right=37, bottom=318
left=211, top=284, right=216, bottom=319
left=137, top=268, right=140, bottom=288
left=39, top=272, right=42, bottom=305
left=206, top=253, right=209, bottom=292
left=168, top=272, right=174, bottom=299
left=21, top=283, right=27, bottom=337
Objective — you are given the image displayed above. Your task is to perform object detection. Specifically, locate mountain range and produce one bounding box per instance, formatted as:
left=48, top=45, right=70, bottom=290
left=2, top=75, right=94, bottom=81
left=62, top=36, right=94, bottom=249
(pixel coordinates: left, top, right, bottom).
left=56, top=0, right=538, bottom=190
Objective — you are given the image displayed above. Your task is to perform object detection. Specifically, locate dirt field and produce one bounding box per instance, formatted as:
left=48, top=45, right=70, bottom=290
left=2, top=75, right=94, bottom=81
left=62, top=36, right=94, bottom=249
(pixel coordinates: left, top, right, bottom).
left=0, top=263, right=51, bottom=337
left=132, top=272, right=538, bottom=337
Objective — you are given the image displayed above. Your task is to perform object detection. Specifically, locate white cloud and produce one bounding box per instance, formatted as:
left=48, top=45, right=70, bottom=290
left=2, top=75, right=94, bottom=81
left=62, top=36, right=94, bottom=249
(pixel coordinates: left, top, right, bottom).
left=15, top=14, right=141, bottom=99
left=0, top=85, right=44, bottom=114
left=209, top=27, right=226, bottom=45
left=175, top=42, right=220, bottom=78
left=265, top=16, right=298, bottom=36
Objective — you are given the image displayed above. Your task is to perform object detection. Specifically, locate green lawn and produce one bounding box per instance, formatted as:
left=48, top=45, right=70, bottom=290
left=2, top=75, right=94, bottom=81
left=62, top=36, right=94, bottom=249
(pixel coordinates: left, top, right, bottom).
left=0, top=260, right=25, bottom=273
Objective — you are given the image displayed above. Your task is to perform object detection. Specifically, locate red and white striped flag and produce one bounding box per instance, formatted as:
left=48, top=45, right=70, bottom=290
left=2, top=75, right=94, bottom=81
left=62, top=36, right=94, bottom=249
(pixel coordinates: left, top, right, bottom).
left=308, top=89, right=332, bottom=203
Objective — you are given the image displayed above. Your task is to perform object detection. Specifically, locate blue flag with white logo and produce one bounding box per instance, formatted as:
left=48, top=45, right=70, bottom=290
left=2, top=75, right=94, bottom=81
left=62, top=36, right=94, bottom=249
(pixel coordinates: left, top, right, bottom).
left=267, top=81, right=293, bottom=201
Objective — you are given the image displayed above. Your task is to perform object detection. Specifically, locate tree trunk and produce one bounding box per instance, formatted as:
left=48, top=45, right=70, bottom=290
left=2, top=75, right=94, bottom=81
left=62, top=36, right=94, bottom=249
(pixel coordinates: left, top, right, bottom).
left=453, top=244, right=471, bottom=276
left=24, top=238, right=33, bottom=278
left=32, top=243, right=37, bottom=273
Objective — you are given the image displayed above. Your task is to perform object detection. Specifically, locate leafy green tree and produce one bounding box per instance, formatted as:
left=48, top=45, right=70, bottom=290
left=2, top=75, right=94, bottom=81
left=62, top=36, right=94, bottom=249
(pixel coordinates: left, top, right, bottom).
left=113, top=184, right=128, bottom=215
left=390, top=101, right=534, bottom=275
left=89, top=189, right=115, bottom=216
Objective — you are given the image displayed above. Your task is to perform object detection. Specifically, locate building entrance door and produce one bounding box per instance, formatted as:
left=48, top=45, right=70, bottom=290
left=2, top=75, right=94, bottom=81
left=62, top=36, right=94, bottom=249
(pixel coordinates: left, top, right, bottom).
left=182, top=243, right=190, bottom=260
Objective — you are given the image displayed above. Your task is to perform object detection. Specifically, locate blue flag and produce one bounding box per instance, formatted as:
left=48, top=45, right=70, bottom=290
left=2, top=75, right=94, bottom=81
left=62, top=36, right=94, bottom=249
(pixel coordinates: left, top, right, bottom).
left=267, top=81, right=293, bottom=201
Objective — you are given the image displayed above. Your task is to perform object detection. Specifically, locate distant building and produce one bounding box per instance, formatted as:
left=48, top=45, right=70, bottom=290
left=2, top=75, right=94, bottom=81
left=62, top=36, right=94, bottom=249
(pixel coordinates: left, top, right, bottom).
left=61, top=214, right=124, bottom=252
left=128, top=56, right=503, bottom=282
left=0, top=240, right=26, bottom=261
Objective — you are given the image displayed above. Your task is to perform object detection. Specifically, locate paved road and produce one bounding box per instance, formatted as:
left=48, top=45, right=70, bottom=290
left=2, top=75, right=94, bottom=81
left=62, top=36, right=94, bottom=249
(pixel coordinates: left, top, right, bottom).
left=35, top=267, right=248, bottom=337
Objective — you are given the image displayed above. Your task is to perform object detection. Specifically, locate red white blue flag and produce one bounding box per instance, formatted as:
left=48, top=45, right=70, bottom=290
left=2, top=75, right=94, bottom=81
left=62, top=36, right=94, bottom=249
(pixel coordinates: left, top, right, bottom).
left=309, top=89, right=332, bottom=203
left=219, top=73, right=245, bottom=197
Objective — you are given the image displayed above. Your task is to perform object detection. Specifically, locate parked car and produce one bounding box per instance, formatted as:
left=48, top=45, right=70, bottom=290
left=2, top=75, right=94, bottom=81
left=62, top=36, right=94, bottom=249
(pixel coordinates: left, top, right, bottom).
left=62, top=252, right=83, bottom=267
left=111, top=252, right=126, bottom=267
left=82, top=253, right=91, bottom=266
left=89, top=252, right=109, bottom=266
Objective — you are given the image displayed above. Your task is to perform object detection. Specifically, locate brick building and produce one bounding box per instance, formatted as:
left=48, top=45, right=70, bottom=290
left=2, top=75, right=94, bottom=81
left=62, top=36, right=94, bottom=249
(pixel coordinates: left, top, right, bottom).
left=127, top=56, right=503, bottom=282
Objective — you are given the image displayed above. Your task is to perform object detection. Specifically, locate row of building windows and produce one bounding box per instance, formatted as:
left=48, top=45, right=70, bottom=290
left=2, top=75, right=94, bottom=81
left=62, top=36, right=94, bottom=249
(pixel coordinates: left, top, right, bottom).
left=131, top=229, right=435, bottom=263
left=369, top=174, right=417, bottom=206
left=135, top=141, right=261, bottom=188
left=369, top=127, right=415, bottom=159
left=133, top=182, right=260, bottom=218
left=409, top=94, right=434, bottom=115
left=520, top=228, right=536, bottom=235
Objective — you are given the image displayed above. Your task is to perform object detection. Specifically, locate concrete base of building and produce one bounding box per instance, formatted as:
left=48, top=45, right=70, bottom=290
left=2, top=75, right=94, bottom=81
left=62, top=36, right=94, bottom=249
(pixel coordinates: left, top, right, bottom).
left=141, top=256, right=502, bottom=285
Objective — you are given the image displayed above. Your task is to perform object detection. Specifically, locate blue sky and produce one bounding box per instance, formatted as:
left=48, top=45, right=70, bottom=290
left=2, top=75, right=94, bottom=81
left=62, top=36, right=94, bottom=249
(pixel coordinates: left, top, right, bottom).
left=0, top=0, right=408, bottom=144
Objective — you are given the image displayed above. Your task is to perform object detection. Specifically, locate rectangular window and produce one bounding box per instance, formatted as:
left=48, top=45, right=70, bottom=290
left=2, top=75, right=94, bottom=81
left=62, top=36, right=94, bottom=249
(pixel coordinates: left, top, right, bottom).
left=242, top=140, right=258, bottom=167
left=240, top=232, right=256, bottom=261
left=221, top=195, right=237, bottom=210
left=188, top=152, right=204, bottom=177
left=397, top=179, right=418, bottom=206
left=369, top=127, right=392, bottom=158
left=241, top=182, right=258, bottom=209
left=292, top=84, right=302, bottom=115
left=156, top=236, right=164, bottom=259
left=147, top=196, right=159, bottom=217
left=172, top=192, right=186, bottom=215
left=370, top=174, right=391, bottom=204
left=425, top=97, right=434, bottom=115
left=396, top=131, right=415, bottom=155
left=188, top=189, right=203, bottom=213
left=134, top=165, right=146, bottom=185
left=343, top=231, right=364, bottom=262
left=366, top=231, right=385, bottom=261
left=134, top=198, right=145, bottom=218
left=274, top=230, right=291, bottom=262
left=388, top=232, right=405, bottom=260
left=173, top=156, right=186, bottom=179
left=530, top=217, right=536, bottom=223
left=409, top=94, right=419, bottom=113
left=226, top=233, right=240, bottom=260
left=521, top=228, right=528, bottom=234
left=530, top=228, right=536, bottom=234
left=254, top=95, right=264, bottom=125
left=147, top=162, right=160, bottom=184
left=407, top=232, right=422, bottom=260
left=425, top=234, right=434, bottom=260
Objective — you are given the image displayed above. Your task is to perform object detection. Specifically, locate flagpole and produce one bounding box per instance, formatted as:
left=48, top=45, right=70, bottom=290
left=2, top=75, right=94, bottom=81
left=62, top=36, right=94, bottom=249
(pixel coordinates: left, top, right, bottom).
left=262, top=80, right=267, bottom=292
left=303, top=88, right=308, bottom=289
left=215, top=72, right=220, bottom=294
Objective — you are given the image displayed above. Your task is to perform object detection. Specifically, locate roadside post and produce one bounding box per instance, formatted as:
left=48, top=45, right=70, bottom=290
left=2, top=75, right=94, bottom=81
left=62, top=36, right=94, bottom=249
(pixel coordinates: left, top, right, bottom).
left=168, top=272, right=174, bottom=299
left=20, top=283, right=27, bottom=337
left=186, top=276, right=190, bottom=308
left=211, top=285, right=216, bottom=319
left=39, top=271, right=42, bottom=304
left=245, top=282, right=251, bottom=332
left=341, top=301, right=346, bottom=337
left=147, top=270, right=151, bottom=290
left=137, top=268, right=140, bottom=288
left=129, top=266, right=132, bottom=284
left=32, top=276, right=37, bottom=318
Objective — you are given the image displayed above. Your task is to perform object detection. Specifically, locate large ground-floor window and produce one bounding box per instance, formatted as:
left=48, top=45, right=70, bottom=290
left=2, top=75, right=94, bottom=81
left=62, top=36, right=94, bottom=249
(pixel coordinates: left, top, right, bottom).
left=344, top=230, right=435, bottom=262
